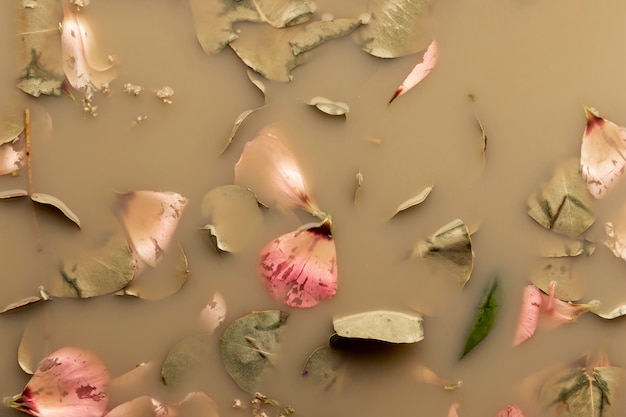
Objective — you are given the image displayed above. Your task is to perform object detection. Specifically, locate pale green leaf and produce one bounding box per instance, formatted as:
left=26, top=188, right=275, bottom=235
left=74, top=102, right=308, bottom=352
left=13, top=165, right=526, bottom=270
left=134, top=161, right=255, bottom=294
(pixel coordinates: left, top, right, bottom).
left=332, top=310, right=424, bottom=343
left=461, top=277, right=499, bottom=358
left=302, top=346, right=347, bottom=392
left=162, top=333, right=213, bottom=389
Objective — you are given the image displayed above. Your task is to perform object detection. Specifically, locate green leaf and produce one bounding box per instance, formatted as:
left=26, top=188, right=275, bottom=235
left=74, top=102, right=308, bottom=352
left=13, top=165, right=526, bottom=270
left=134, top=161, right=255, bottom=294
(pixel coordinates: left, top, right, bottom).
left=461, top=277, right=499, bottom=358
left=220, top=310, right=289, bottom=393
left=302, top=346, right=347, bottom=392
left=353, top=0, right=432, bottom=58
left=31, top=192, right=81, bottom=228
left=162, top=333, right=213, bottom=389
left=332, top=310, right=424, bottom=344
left=527, top=158, right=595, bottom=238
left=306, top=97, right=350, bottom=117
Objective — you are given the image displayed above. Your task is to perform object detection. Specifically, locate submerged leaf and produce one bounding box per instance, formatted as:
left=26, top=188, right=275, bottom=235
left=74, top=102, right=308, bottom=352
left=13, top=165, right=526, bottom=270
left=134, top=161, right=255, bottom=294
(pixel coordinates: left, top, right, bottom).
left=235, top=131, right=322, bottom=216
left=354, top=0, right=432, bottom=58
left=461, top=278, right=499, bottom=358
left=290, top=17, right=365, bottom=56
left=513, top=285, right=542, bottom=347
left=410, top=362, right=460, bottom=389
left=412, top=219, right=474, bottom=286
left=161, top=333, right=213, bottom=389
left=332, top=310, right=424, bottom=344
left=529, top=257, right=583, bottom=302
left=307, top=97, right=350, bottom=116
left=30, top=192, right=81, bottom=228
left=220, top=310, right=289, bottom=393
left=389, top=39, right=438, bottom=103
left=302, top=346, right=347, bottom=392
left=527, top=158, right=595, bottom=238
left=580, top=106, right=626, bottom=199
left=390, top=186, right=433, bottom=218
left=6, top=347, right=110, bottom=417
left=259, top=217, right=337, bottom=308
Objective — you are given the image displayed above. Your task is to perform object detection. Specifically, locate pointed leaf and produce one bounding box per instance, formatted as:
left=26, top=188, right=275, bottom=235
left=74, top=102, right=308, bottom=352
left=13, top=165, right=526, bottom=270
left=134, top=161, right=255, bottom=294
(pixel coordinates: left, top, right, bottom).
left=306, top=97, right=350, bottom=116
left=390, top=185, right=433, bottom=218
left=333, top=310, right=424, bottom=343
left=222, top=107, right=265, bottom=155
left=116, top=190, right=188, bottom=267
left=354, top=0, right=432, bottom=58
left=161, top=333, right=213, bottom=390
left=259, top=218, right=337, bottom=308
left=6, top=347, right=109, bottom=417
left=580, top=106, right=626, bottom=199
left=412, top=219, right=474, bottom=286
left=302, top=346, right=347, bottom=392
left=289, top=17, right=365, bottom=56
left=220, top=310, right=289, bottom=393
left=389, top=39, right=438, bottom=103
left=31, top=192, right=81, bottom=228
left=513, top=285, right=542, bottom=347
left=461, top=277, right=499, bottom=358
left=527, top=158, right=595, bottom=238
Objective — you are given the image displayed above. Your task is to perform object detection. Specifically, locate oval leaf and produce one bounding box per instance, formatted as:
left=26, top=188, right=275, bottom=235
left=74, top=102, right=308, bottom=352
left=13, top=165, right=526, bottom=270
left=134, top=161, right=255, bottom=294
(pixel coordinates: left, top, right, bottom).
left=161, top=333, right=213, bottom=390
left=461, top=277, right=499, bottom=358
left=220, top=310, right=289, bottom=393
left=333, top=310, right=424, bottom=344
left=31, top=192, right=81, bottom=228
left=302, top=346, right=347, bottom=392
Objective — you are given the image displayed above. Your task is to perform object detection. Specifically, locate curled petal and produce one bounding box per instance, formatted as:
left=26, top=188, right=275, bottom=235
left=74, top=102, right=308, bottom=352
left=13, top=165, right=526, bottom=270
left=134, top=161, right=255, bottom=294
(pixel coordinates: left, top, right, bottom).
left=259, top=217, right=337, bottom=308
left=543, top=296, right=598, bottom=323
left=7, top=347, right=109, bottom=417
left=389, top=39, right=438, bottom=103
left=513, top=285, right=542, bottom=346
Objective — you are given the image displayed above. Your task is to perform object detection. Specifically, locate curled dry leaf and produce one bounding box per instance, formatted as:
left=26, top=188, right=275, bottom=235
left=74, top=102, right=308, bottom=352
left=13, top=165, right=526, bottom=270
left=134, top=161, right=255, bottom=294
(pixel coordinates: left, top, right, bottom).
left=527, top=158, right=595, bottom=238
left=390, top=185, right=433, bottom=218
left=389, top=39, right=438, bottom=103
left=513, top=285, right=542, bottom=347
left=580, top=106, right=626, bottom=199
left=332, top=310, right=424, bottom=344
left=6, top=347, right=110, bottom=417
left=116, top=191, right=188, bottom=268
left=259, top=217, right=337, bottom=308
left=61, top=4, right=116, bottom=93
left=235, top=131, right=322, bottom=217
left=200, top=291, right=227, bottom=334
left=494, top=405, right=526, bottom=417
left=412, top=219, right=474, bottom=286
left=30, top=192, right=81, bottom=228
left=307, top=97, right=350, bottom=116
left=1, top=287, right=50, bottom=314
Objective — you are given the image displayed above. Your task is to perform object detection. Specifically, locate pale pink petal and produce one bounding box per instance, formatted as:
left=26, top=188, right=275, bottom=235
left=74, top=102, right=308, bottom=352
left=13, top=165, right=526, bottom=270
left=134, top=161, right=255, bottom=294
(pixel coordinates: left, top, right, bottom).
left=604, top=204, right=626, bottom=261
left=542, top=295, right=597, bottom=323
left=200, top=291, right=227, bottom=334
left=448, top=402, right=460, bottom=417
left=259, top=218, right=337, bottom=308
left=61, top=4, right=116, bottom=93
left=0, top=137, right=25, bottom=176
left=117, top=191, right=188, bottom=268
left=389, top=39, right=438, bottom=103
left=410, top=363, right=460, bottom=389
left=235, top=132, right=321, bottom=216
left=494, top=404, right=525, bottom=417
left=580, top=106, right=626, bottom=199
left=513, top=285, right=542, bottom=346
left=7, top=347, right=109, bottom=417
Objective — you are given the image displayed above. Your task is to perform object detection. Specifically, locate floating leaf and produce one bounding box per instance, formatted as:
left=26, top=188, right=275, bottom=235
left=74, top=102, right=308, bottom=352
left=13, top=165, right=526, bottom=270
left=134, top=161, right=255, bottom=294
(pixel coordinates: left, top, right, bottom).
left=60, top=4, right=116, bottom=93
left=302, top=346, right=347, bottom=392
left=235, top=131, right=323, bottom=217
left=200, top=292, right=227, bottom=334
left=306, top=96, right=350, bottom=117
left=592, top=304, right=626, bottom=320
left=16, top=0, right=64, bottom=96
left=332, top=310, right=424, bottom=344
left=494, top=405, right=526, bottom=417
left=389, top=39, right=438, bottom=103
left=259, top=217, right=337, bottom=308
left=53, top=236, right=135, bottom=298
left=289, top=17, right=365, bottom=56
left=354, top=0, right=432, bottom=58
left=412, top=219, right=474, bottom=286
left=580, top=106, right=626, bottom=199
left=513, top=285, right=542, bottom=347
left=116, top=191, right=188, bottom=268
left=1, top=287, right=49, bottom=314
left=0, top=189, right=29, bottom=199
left=527, top=158, right=595, bottom=238
left=220, top=310, right=289, bottom=393
left=529, top=257, right=583, bottom=302
left=390, top=186, right=433, bottom=218
left=540, top=357, right=623, bottom=417
left=30, top=192, right=81, bottom=228
left=201, top=185, right=263, bottom=253
left=161, top=333, right=213, bottom=390
left=6, top=347, right=110, bottom=417
left=461, top=277, right=499, bottom=358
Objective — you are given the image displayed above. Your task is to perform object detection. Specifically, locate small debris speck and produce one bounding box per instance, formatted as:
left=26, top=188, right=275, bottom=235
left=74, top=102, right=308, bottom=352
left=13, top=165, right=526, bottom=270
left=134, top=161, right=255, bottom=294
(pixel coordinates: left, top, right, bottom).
left=123, top=83, right=143, bottom=96
left=131, top=116, right=148, bottom=126
left=156, top=86, right=174, bottom=104
left=232, top=399, right=243, bottom=409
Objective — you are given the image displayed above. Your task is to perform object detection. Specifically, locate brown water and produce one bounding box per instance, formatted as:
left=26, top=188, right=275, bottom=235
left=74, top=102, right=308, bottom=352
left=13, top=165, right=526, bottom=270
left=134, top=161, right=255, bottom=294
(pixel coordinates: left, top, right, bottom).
left=3, top=0, right=626, bottom=416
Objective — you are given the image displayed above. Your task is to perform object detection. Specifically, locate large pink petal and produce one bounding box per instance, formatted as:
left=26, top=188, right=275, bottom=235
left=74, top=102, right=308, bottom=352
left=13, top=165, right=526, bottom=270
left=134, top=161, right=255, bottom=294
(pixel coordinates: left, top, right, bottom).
left=580, top=106, right=626, bottom=199
left=494, top=404, right=525, bottom=417
left=235, top=132, right=321, bottom=216
left=8, top=347, right=109, bottom=417
left=259, top=218, right=337, bottom=308
left=513, top=285, right=542, bottom=346
left=389, top=39, right=438, bottom=103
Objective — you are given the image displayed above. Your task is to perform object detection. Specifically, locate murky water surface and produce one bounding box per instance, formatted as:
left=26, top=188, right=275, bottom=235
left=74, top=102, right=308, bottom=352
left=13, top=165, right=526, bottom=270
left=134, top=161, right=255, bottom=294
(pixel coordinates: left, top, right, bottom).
left=3, top=1, right=626, bottom=416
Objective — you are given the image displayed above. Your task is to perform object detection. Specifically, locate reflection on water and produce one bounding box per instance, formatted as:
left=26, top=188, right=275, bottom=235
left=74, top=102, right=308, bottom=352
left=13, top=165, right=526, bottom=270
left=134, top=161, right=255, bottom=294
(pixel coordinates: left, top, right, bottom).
left=2, top=0, right=626, bottom=416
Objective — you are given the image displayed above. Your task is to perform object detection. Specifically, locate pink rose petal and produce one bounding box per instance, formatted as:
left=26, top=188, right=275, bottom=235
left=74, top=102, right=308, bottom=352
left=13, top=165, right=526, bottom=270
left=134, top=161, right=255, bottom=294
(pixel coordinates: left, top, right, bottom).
left=513, top=285, right=542, bottom=346
left=494, top=404, right=525, bottom=417
left=389, top=39, right=438, bottom=103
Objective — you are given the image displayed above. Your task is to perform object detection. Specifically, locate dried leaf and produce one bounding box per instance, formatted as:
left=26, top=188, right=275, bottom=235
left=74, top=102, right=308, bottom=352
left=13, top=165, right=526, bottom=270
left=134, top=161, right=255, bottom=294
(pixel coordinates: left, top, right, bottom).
left=527, top=158, right=595, bottom=238
left=30, top=192, right=81, bottom=228
left=1, top=287, right=49, bottom=314
left=389, top=39, right=438, bottom=103
left=116, top=191, right=188, bottom=268
left=513, top=285, right=542, bottom=347
left=580, top=106, right=626, bottom=199
left=529, top=257, right=583, bottom=302
left=16, top=0, right=64, bottom=96
left=412, top=219, right=474, bottom=286
left=302, top=346, right=347, bottom=392
left=0, top=108, right=26, bottom=175
left=6, top=347, right=110, bottom=417
left=220, top=310, right=289, bottom=393
left=306, top=97, right=350, bottom=116
left=332, top=310, right=424, bottom=344
left=390, top=185, right=433, bottom=218
left=289, top=17, right=365, bottom=56
left=259, top=217, right=337, bottom=308
left=354, top=0, right=432, bottom=58
left=461, top=277, right=499, bottom=358
left=0, top=189, right=29, bottom=199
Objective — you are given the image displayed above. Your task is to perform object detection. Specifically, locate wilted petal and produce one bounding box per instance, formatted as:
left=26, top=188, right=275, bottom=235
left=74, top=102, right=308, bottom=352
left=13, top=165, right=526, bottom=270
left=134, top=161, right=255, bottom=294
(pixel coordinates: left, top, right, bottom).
left=200, top=291, right=227, bottom=334
left=448, top=402, right=460, bottom=417
left=7, top=347, right=109, bottom=417
left=235, top=132, right=322, bottom=217
left=389, top=39, right=438, bottom=103
left=580, top=106, right=626, bottom=199
left=116, top=191, right=188, bottom=267
left=259, top=217, right=337, bottom=308
left=494, top=404, right=526, bottom=417
left=543, top=295, right=597, bottom=323
left=513, top=285, right=542, bottom=346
